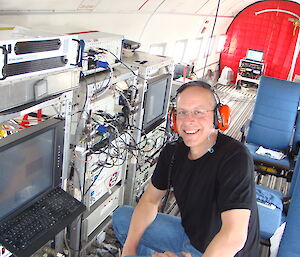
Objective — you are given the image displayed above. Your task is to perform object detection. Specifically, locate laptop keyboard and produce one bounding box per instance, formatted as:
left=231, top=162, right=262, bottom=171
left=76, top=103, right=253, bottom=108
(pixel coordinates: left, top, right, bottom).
left=0, top=187, right=86, bottom=257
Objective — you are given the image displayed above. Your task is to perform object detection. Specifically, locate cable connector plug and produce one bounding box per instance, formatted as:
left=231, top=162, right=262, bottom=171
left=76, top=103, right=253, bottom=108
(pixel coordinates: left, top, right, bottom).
left=96, top=61, right=109, bottom=69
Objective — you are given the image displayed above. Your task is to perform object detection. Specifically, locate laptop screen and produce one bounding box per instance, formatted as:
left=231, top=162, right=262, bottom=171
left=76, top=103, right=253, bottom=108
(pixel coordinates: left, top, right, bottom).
left=246, top=49, right=264, bottom=62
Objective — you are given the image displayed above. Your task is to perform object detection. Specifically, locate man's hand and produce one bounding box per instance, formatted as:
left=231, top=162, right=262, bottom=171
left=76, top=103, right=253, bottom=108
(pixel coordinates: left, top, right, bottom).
left=153, top=251, right=192, bottom=257
left=121, top=248, right=137, bottom=257
left=181, top=252, right=192, bottom=257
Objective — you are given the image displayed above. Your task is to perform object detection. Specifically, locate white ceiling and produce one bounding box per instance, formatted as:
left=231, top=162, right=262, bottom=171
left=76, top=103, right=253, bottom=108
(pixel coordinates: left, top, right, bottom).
left=1, top=0, right=295, bottom=17
left=0, top=0, right=299, bottom=59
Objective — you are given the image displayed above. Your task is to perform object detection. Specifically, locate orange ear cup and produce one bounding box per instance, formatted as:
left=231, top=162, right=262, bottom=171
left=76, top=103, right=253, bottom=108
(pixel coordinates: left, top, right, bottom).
left=170, top=110, right=178, bottom=133
left=218, top=104, right=231, bottom=131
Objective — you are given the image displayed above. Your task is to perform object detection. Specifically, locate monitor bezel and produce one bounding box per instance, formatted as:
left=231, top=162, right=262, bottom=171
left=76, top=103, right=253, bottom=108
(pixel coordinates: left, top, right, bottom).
left=0, top=118, right=65, bottom=221
left=142, top=73, right=172, bottom=134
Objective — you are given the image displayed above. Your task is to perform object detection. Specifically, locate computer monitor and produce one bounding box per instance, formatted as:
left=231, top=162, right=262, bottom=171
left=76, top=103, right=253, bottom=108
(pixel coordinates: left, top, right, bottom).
left=246, top=49, right=264, bottom=62
left=173, top=64, right=193, bottom=79
left=0, top=118, right=64, bottom=221
left=142, top=74, right=172, bottom=133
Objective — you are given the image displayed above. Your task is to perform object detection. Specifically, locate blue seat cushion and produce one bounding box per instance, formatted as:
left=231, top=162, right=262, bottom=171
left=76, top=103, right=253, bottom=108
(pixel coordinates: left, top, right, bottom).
left=256, top=185, right=284, bottom=239
left=257, top=203, right=283, bottom=239
left=246, top=143, right=290, bottom=170
left=277, top=161, right=300, bottom=257
left=256, top=185, right=284, bottom=205
left=278, top=253, right=300, bottom=257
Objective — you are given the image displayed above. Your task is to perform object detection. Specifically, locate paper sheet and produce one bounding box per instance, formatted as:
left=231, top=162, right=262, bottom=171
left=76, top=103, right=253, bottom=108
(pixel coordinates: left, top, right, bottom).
left=255, top=146, right=286, bottom=160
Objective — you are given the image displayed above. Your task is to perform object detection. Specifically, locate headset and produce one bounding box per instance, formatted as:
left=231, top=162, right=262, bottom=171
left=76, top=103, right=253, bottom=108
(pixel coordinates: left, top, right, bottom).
left=169, top=80, right=231, bottom=132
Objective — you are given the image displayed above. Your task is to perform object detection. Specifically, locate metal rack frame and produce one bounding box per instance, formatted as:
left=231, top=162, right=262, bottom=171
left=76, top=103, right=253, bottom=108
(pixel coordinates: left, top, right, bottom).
left=122, top=51, right=174, bottom=205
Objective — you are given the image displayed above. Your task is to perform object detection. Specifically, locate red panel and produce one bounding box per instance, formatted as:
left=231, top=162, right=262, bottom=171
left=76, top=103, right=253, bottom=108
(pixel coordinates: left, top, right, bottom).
left=294, top=52, right=300, bottom=81
left=219, top=1, right=300, bottom=83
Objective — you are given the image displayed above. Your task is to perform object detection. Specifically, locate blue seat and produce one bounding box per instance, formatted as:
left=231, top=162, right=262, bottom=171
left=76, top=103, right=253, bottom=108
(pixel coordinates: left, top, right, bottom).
left=291, top=111, right=300, bottom=157
left=256, top=185, right=285, bottom=239
left=242, top=76, right=300, bottom=178
left=256, top=153, right=300, bottom=240
left=277, top=157, right=300, bottom=257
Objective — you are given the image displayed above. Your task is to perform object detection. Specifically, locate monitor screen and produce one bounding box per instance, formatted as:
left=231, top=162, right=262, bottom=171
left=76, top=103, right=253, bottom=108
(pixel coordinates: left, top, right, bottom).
left=143, top=74, right=172, bottom=133
left=246, top=49, right=264, bottom=62
left=0, top=118, right=64, bottom=220
left=173, top=64, right=193, bottom=79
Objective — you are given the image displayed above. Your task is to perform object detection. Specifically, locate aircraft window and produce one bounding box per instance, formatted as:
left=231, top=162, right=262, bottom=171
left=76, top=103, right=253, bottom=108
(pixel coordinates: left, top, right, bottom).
left=216, top=35, right=227, bottom=53
left=173, top=39, right=187, bottom=63
left=184, top=38, right=203, bottom=63
left=203, top=36, right=215, bottom=57
left=149, top=43, right=166, bottom=56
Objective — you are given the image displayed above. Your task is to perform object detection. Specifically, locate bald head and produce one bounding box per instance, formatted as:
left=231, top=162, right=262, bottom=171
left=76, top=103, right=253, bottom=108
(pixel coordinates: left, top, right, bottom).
left=176, top=81, right=217, bottom=109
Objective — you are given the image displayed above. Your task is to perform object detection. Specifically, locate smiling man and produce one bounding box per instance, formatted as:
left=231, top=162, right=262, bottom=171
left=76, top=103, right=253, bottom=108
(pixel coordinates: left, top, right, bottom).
left=112, top=80, right=260, bottom=257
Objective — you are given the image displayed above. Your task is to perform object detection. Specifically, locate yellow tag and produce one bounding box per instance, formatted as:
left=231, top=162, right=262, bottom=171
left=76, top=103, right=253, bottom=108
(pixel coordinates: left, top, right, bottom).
left=258, top=165, right=277, bottom=173
left=0, top=126, right=7, bottom=138
left=0, top=27, right=15, bottom=30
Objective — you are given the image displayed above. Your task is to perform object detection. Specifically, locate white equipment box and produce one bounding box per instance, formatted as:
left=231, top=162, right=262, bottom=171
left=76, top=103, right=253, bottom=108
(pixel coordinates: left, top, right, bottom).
left=0, top=26, right=80, bottom=81
left=86, top=152, right=126, bottom=206
left=0, top=68, right=80, bottom=112
left=82, top=186, right=124, bottom=240
left=70, top=31, right=123, bottom=75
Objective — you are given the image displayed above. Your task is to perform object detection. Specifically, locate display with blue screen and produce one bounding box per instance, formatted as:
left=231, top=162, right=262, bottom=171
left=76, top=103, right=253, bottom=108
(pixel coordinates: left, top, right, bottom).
left=246, top=49, right=264, bottom=62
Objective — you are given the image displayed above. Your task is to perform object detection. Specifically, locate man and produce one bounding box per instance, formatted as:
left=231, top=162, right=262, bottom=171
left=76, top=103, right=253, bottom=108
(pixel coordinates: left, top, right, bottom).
left=113, top=80, right=260, bottom=257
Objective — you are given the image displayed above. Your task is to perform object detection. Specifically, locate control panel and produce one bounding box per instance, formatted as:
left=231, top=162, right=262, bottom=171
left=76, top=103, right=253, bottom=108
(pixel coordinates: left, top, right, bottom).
left=236, top=59, right=264, bottom=87
left=82, top=186, right=124, bottom=242
left=238, top=59, right=264, bottom=80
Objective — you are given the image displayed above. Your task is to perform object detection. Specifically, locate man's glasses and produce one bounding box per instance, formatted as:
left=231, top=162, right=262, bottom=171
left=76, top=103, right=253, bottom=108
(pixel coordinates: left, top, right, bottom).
left=176, top=109, right=214, bottom=118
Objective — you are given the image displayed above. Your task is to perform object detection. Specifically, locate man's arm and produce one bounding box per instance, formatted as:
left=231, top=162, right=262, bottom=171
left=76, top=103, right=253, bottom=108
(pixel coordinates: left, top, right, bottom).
left=122, top=182, right=166, bottom=257
left=202, top=209, right=251, bottom=257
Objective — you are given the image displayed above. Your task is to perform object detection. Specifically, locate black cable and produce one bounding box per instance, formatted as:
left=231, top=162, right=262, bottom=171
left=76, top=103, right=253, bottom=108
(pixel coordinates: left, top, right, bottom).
left=135, top=141, right=167, bottom=172
left=102, top=246, right=116, bottom=257
left=202, top=0, right=221, bottom=78
left=69, top=162, right=84, bottom=199
left=83, top=135, right=129, bottom=195
left=83, top=165, right=105, bottom=196
left=128, top=84, right=138, bottom=92
left=97, top=47, right=146, bottom=80
left=73, top=67, right=112, bottom=141
left=76, top=76, right=171, bottom=197
left=160, top=139, right=181, bottom=213
left=118, top=131, right=141, bottom=162
left=95, top=67, right=113, bottom=95
left=85, top=120, right=128, bottom=166
left=72, top=76, right=89, bottom=121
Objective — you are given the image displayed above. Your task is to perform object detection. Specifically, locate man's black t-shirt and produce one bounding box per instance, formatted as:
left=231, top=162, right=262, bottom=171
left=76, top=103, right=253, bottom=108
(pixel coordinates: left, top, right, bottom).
left=151, top=133, right=260, bottom=257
